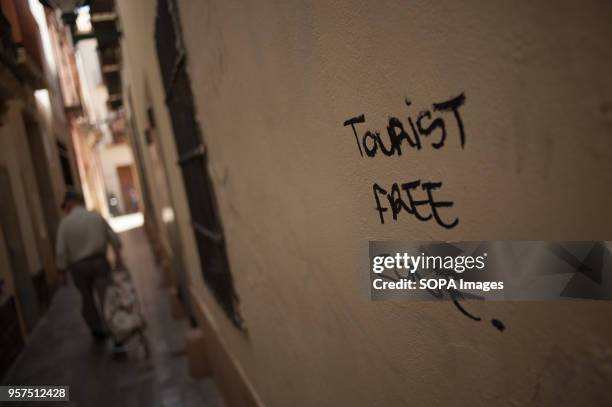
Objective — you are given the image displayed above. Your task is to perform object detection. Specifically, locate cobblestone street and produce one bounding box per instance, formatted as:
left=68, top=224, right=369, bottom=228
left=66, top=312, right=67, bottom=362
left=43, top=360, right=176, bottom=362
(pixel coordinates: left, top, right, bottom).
left=1, top=226, right=223, bottom=407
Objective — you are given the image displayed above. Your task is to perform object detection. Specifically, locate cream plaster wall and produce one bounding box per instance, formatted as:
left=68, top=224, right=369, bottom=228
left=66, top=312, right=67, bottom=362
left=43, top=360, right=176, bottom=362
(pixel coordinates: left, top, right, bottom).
left=118, top=0, right=612, bottom=406
left=116, top=0, right=206, bottom=296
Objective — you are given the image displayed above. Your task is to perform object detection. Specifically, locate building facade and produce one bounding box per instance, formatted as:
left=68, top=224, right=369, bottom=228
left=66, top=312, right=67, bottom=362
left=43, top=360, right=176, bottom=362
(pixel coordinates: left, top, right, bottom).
left=118, top=0, right=612, bottom=406
left=0, top=0, right=82, bottom=378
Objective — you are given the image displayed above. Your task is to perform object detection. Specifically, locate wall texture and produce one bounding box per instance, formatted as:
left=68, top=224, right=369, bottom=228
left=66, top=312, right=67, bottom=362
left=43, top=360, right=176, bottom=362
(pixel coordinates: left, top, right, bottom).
left=0, top=103, right=44, bottom=276
left=118, top=0, right=612, bottom=405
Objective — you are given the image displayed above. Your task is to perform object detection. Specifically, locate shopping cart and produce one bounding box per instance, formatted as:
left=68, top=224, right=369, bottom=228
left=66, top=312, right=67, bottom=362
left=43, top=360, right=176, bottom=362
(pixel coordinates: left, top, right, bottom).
left=102, top=268, right=151, bottom=359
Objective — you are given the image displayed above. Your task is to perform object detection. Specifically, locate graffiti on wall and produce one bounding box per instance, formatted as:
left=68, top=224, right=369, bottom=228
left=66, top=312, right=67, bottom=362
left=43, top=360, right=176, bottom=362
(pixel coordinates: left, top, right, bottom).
left=343, top=93, right=466, bottom=229
left=344, top=93, right=506, bottom=331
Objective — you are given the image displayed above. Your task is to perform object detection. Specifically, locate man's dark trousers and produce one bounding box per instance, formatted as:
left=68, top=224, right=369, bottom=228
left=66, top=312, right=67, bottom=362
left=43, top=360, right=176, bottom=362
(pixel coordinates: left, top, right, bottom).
left=70, top=255, right=111, bottom=335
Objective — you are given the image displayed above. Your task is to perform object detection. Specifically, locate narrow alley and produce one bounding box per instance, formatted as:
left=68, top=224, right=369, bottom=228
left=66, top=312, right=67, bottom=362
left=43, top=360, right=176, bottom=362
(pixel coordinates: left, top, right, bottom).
left=1, top=223, right=223, bottom=407
left=1, top=0, right=612, bottom=406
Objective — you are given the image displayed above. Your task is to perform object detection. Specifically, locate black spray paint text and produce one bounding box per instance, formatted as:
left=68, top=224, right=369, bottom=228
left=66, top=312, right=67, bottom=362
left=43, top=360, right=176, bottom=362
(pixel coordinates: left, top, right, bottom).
left=343, top=93, right=466, bottom=229
left=343, top=93, right=466, bottom=157
left=373, top=180, right=458, bottom=229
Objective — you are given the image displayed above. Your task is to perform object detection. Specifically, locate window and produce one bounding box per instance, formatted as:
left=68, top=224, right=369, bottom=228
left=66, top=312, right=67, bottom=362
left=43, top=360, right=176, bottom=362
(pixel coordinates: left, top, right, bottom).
left=110, top=113, right=127, bottom=144
left=154, top=0, right=242, bottom=328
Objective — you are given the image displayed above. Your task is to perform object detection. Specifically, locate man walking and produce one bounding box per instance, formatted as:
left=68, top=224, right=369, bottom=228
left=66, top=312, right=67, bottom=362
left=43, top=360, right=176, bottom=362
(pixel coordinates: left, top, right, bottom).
left=55, top=190, right=123, bottom=340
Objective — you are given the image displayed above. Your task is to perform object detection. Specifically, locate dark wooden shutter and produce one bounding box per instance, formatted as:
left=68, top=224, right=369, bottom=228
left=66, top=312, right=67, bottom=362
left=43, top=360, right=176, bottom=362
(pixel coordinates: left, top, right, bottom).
left=154, top=0, right=242, bottom=327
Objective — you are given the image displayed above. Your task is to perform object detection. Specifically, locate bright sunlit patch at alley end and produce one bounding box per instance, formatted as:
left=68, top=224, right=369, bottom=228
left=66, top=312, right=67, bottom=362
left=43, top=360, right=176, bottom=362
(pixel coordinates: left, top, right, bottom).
left=0, top=0, right=612, bottom=406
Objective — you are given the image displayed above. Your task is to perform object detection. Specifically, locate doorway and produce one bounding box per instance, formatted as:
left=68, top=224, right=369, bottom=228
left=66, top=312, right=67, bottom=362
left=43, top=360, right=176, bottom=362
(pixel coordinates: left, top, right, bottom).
left=56, top=141, right=75, bottom=188
left=0, top=166, right=40, bottom=333
left=117, top=165, right=140, bottom=214
left=23, top=112, right=60, bottom=251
